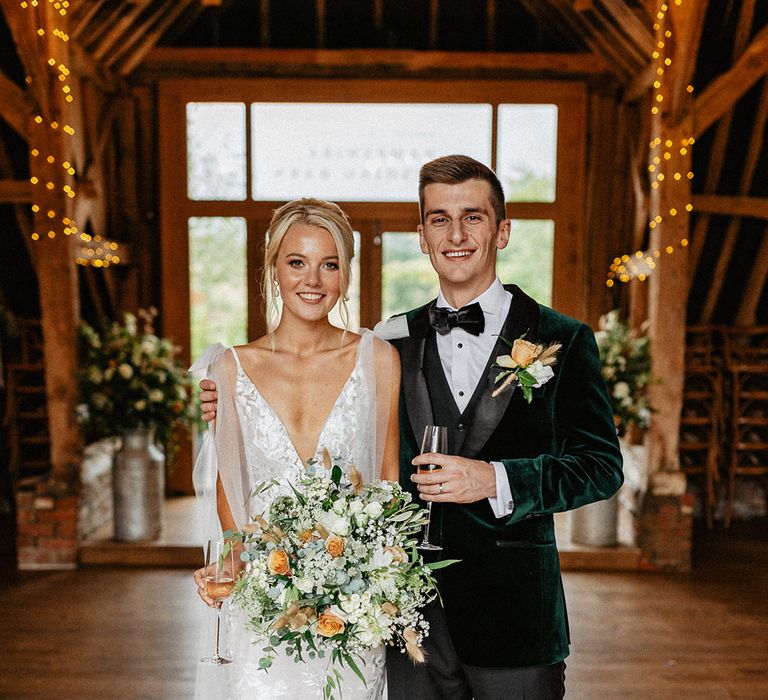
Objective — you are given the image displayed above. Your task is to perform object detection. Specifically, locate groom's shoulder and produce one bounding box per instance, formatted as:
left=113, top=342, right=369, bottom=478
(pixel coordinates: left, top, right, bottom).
left=537, top=303, right=594, bottom=347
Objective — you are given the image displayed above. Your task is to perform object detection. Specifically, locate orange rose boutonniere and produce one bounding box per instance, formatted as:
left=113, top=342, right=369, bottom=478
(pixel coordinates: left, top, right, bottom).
left=492, top=333, right=562, bottom=401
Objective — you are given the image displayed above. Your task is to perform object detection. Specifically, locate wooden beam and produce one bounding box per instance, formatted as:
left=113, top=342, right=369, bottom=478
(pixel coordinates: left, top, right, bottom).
left=69, top=42, right=119, bottom=94
left=113, top=1, right=197, bottom=76
left=688, top=0, right=757, bottom=286
left=0, top=70, right=33, bottom=139
left=668, top=0, right=709, bottom=122
left=486, top=0, right=496, bottom=52
left=549, top=0, right=636, bottom=78
left=0, top=130, right=37, bottom=268
left=623, top=62, right=654, bottom=102
left=692, top=195, right=768, bottom=221
left=590, top=2, right=649, bottom=68
left=77, top=2, right=128, bottom=51
left=0, top=180, right=33, bottom=203
left=687, top=23, right=768, bottom=137
left=0, top=0, right=52, bottom=119
left=92, top=1, right=150, bottom=62
left=736, top=222, right=768, bottom=324
left=700, top=78, right=768, bottom=322
left=647, top=123, right=691, bottom=476
left=139, top=47, right=612, bottom=80
left=70, top=0, right=111, bottom=41
left=599, top=0, right=655, bottom=56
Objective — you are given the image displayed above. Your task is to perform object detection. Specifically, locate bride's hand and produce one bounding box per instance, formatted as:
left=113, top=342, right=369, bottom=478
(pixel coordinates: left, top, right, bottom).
left=193, top=565, right=218, bottom=607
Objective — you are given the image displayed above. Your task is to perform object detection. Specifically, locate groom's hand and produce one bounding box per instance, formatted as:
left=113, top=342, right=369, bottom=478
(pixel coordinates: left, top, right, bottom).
left=411, top=454, right=496, bottom=504
left=199, top=379, right=218, bottom=422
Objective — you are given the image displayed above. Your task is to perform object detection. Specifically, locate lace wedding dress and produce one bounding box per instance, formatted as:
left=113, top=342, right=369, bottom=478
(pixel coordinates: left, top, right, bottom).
left=192, top=331, right=392, bottom=700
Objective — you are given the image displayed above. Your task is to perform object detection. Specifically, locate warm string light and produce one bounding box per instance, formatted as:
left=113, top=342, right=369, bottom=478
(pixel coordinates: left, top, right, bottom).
left=606, top=1, right=695, bottom=287
left=22, top=1, right=88, bottom=247
left=76, top=235, right=122, bottom=268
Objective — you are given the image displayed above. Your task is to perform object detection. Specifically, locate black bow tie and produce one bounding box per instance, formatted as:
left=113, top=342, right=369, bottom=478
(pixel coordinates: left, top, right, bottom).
left=428, top=302, right=486, bottom=336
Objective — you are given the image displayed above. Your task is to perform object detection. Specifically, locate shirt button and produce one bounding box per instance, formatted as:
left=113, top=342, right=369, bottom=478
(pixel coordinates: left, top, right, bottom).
left=457, top=423, right=467, bottom=432
left=457, top=343, right=463, bottom=349
left=458, top=391, right=464, bottom=397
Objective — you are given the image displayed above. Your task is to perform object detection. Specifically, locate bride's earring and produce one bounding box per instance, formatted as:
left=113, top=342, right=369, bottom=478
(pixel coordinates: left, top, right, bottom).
left=273, top=279, right=280, bottom=298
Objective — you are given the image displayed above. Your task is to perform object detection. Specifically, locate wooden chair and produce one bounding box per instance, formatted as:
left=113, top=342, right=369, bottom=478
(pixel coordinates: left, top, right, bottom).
left=723, top=326, right=768, bottom=527
left=679, top=326, right=724, bottom=528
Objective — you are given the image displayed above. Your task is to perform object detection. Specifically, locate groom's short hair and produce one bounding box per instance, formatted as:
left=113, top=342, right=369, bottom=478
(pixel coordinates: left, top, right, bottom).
left=418, top=155, right=507, bottom=225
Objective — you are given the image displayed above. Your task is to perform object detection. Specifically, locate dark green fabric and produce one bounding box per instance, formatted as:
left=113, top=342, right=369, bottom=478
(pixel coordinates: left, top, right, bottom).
left=391, top=285, right=623, bottom=668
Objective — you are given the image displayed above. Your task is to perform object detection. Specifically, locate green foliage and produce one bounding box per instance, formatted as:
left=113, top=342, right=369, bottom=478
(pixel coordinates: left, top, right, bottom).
left=595, top=310, right=653, bottom=434
left=77, top=307, right=196, bottom=456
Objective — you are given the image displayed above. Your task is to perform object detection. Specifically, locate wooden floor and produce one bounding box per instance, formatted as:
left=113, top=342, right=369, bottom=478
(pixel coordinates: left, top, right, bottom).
left=1, top=521, right=766, bottom=699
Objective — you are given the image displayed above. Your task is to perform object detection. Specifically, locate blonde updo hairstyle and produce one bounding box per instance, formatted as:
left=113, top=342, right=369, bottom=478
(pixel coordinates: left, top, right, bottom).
left=263, top=198, right=355, bottom=333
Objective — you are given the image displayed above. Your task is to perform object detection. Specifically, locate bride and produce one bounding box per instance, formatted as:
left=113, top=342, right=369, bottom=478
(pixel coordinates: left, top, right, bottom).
left=192, top=198, right=401, bottom=699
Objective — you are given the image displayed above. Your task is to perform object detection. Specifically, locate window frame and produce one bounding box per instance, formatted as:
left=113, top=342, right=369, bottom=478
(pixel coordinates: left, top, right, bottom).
left=159, top=77, right=587, bottom=361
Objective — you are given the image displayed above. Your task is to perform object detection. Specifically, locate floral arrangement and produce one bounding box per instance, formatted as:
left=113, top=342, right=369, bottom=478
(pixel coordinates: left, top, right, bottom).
left=492, top=335, right=562, bottom=400
left=77, top=307, right=194, bottom=455
left=595, top=309, right=652, bottom=434
left=230, top=453, right=455, bottom=698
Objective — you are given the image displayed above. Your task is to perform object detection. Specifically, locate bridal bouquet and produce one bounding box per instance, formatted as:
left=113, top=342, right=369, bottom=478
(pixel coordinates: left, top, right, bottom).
left=230, top=453, right=454, bottom=698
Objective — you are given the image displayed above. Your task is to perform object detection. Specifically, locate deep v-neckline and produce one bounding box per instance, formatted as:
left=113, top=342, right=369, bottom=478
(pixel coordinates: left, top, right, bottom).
left=232, top=336, right=364, bottom=466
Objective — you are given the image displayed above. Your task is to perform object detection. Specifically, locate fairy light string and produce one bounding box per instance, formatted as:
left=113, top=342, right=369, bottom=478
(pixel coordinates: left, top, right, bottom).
left=606, top=0, right=694, bottom=288
left=21, top=0, right=122, bottom=267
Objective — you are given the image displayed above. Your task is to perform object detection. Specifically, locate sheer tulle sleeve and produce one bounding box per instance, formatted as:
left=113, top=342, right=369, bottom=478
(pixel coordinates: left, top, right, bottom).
left=358, top=330, right=396, bottom=483
left=190, top=346, right=250, bottom=545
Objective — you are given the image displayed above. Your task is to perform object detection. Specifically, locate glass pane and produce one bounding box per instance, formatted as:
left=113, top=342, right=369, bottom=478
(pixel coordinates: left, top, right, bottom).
left=381, top=232, right=439, bottom=321
left=271, top=232, right=361, bottom=332
left=189, top=217, right=248, bottom=359
left=497, top=220, right=554, bottom=306
left=187, top=103, right=247, bottom=200
left=497, top=105, right=557, bottom=203
left=251, top=103, right=492, bottom=201
left=381, top=222, right=553, bottom=321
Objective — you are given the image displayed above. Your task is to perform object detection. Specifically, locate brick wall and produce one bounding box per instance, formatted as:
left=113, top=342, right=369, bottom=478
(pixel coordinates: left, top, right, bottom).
left=638, top=492, right=694, bottom=572
left=16, top=477, right=79, bottom=569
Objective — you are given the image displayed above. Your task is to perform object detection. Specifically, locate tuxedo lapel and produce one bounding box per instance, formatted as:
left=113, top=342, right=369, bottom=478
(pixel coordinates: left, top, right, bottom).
left=460, top=285, right=541, bottom=458
left=400, top=304, right=434, bottom=447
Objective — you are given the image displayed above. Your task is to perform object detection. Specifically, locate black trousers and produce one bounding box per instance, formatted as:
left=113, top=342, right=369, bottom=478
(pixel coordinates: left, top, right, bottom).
left=387, top=603, right=566, bottom=700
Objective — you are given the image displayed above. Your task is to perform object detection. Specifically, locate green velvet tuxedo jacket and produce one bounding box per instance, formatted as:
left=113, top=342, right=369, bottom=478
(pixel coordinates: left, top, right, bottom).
left=388, top=285, right=623, bottom=668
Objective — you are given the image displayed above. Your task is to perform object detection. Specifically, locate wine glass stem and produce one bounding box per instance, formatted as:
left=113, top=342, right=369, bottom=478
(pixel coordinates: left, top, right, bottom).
left=422, top=502, right=433, bottom=545
left=215, top=605, right=222, bottom=659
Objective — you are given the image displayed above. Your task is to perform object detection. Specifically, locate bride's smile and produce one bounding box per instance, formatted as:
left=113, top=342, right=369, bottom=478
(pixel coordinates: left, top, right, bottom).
left=276, top=221, right=342, bottom=322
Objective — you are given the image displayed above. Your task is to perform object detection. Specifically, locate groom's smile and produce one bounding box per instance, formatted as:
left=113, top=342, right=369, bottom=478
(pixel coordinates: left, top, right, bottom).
left=418, top=179, right=510, bottom=308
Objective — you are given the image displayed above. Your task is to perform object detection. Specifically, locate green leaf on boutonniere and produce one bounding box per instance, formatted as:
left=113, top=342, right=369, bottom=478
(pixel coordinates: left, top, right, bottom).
left=494, top=369, right=515, bottom=384
left=516, top=368, right=538, bottom=403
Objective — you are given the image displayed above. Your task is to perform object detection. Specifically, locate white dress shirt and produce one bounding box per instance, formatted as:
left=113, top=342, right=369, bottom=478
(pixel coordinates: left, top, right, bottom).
left=434, top=278, right=515, bottom=518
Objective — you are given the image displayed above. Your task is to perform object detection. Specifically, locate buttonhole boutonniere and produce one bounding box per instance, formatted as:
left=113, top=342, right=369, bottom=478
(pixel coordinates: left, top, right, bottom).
left=492, top=334, right=562, bottom=401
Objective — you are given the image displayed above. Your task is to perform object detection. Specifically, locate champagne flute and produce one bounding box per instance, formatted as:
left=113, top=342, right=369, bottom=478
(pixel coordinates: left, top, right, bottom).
left=417, top=425, right=447, bottom=551
left=201, top=538, right=236, bottom=665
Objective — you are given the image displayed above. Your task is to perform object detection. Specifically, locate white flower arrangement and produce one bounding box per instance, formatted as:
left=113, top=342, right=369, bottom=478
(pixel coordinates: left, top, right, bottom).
left=229, top=452, right=456, bottom=699
left=594, top=310, right=653, bottom=434
left=77, top=307, right=194, bottom=457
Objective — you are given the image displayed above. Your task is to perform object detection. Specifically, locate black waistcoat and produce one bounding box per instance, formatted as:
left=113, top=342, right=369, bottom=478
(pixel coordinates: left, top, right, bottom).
left=422, top=329, right=493, bottom=457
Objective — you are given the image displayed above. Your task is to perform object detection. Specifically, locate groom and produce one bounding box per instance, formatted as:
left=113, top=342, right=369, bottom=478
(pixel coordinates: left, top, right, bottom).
left=199, top=155, right=623, bottom=699
left=375, top=155, right=622, bottom=699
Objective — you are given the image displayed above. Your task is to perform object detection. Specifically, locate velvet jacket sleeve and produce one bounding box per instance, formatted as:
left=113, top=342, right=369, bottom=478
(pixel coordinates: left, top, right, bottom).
left=500, top=321, right=624, bottom=525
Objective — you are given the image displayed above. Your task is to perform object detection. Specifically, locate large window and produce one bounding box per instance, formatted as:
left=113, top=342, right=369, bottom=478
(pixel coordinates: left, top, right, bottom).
left=162, top=78, right=586, bottom=354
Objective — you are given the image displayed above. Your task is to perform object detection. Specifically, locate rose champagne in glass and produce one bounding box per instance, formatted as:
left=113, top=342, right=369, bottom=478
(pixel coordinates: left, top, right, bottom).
left=201, top=538, right=236, bottom=665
